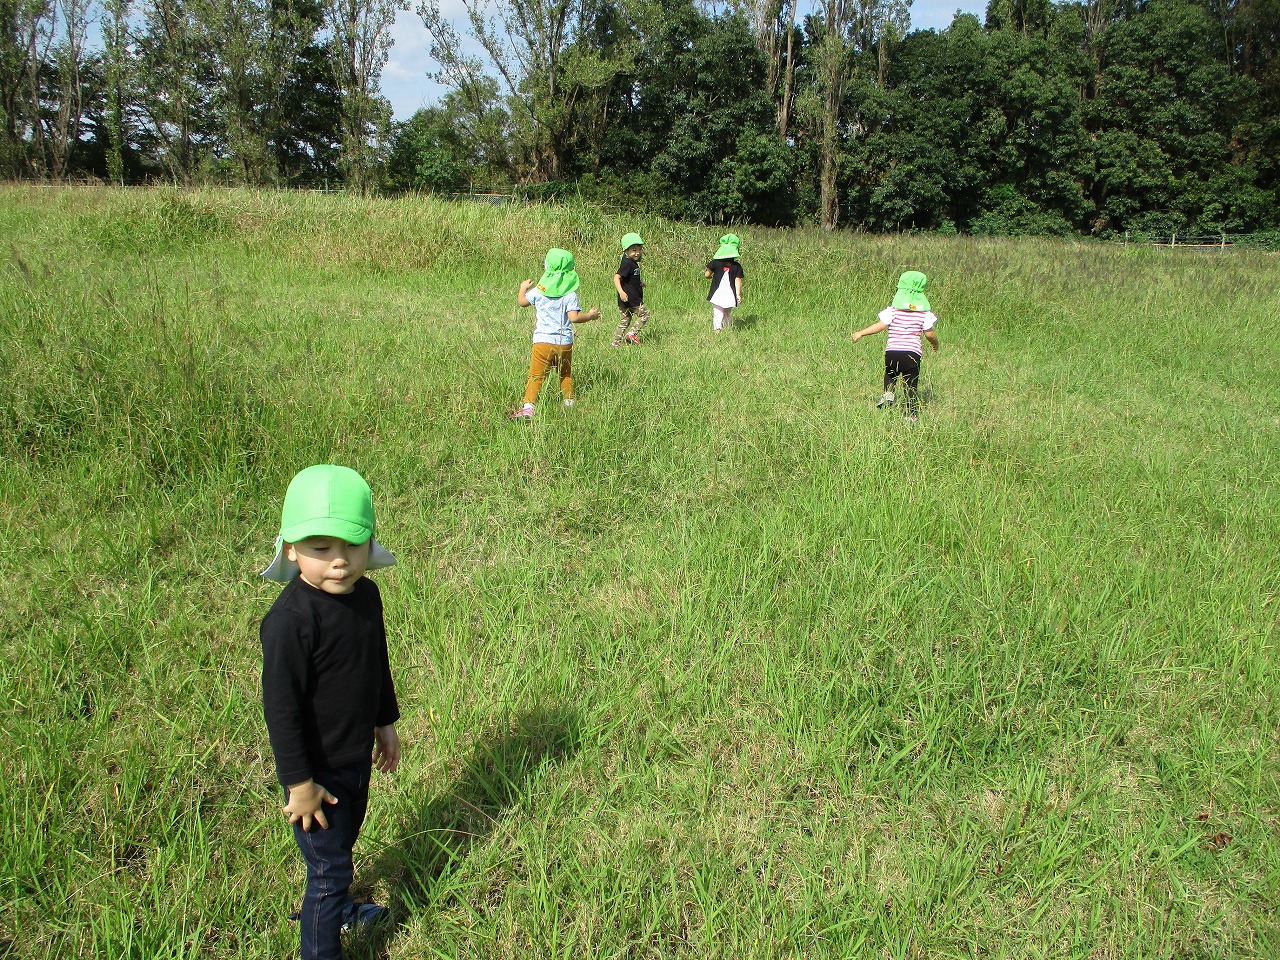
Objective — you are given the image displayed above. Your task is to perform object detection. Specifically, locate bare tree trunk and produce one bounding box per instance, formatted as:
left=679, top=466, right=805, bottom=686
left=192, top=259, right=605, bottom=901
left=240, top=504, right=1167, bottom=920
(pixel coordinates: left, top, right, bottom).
left=778, top=21, right=793, bottom=140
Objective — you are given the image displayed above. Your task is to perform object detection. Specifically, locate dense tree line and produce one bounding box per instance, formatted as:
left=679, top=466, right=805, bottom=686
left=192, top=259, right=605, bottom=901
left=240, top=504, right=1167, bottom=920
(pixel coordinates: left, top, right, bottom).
left=1, top=0, right=401, bottom=187
left=398, top=0, right=1280, bottom=235
left=4, top=0, right=1278, bottom=235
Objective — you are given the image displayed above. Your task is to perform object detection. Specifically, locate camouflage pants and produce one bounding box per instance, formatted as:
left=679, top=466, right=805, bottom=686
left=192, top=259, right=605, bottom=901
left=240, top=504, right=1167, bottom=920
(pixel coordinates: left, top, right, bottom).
left=611, top=303, right=650, bottom=345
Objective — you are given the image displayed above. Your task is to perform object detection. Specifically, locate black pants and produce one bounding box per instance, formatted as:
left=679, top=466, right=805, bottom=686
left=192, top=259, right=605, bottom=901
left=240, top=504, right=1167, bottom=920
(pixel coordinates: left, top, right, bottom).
left=883, top=351, right=922, bottom=414
left=290, top=761, right=371, bottom=960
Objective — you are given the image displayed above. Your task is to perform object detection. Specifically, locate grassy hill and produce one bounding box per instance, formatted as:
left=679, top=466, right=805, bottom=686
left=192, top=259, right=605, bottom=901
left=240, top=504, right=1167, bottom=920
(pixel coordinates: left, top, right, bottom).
left=2, top=186, right=1278, bottom=959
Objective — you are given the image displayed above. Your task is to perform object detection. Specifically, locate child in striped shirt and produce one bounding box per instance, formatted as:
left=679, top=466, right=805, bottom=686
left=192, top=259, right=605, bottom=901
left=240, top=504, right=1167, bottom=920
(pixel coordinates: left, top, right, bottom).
left=851, top=271, right=940, bottom=422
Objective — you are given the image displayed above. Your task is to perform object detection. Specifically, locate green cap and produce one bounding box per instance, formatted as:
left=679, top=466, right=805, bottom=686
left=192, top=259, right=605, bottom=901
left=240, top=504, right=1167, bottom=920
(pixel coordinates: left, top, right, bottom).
left=262, top=464, right=396, bottom=581
left=891, top=271, right=930, bottom=311
left=537, top=248, right=580, bottom=298
left=713, top=233, right=740, bottom=260
left=621, top=232, right=644, bottom=250
left=279, top=464, right=376, bottom=544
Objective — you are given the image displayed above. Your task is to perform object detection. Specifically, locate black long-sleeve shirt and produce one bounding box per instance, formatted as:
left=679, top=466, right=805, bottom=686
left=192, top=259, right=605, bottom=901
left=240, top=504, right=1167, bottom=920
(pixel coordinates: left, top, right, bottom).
left=260, top=576, right=400, bottom=786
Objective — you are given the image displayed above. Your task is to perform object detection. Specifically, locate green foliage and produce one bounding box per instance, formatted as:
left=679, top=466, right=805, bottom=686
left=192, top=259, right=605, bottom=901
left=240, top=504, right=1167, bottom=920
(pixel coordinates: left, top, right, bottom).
left=385, top=108, right=471, bottom=192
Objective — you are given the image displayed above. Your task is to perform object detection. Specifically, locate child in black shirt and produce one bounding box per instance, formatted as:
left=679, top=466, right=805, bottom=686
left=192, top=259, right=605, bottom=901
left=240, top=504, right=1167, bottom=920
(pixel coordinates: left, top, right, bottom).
left=612, top=232, right=649, bottom=346
left=705, top=233, right=744, bottom=332
left=260, top=464, right=401, bottom=960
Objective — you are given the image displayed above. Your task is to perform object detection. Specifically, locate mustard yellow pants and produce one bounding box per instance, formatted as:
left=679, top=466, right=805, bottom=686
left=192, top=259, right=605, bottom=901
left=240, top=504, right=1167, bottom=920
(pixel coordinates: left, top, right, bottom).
left=524, top=342, right=574, bottom=404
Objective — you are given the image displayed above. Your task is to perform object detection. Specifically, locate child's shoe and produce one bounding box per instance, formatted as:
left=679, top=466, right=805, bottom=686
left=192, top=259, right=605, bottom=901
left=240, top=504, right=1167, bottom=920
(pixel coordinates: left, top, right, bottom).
left=508, top=403, right=534, bottom=420
left=625, top=332, right=641, bottom=345
left=341, top=901, right=389, bottom=932
left=563, top=398, right=575, bottom=408
left=876, top=391, right=895, bottom=408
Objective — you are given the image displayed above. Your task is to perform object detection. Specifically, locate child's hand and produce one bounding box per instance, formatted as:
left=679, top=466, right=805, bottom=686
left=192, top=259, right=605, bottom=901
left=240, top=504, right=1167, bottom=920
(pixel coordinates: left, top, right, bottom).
left=585, top=307, right=600, bottom=322
left=374, top=724, right=401, bottom=774
left=851, top=331, right=863, bottom=342
left=284, top=779, right=338, bottom=831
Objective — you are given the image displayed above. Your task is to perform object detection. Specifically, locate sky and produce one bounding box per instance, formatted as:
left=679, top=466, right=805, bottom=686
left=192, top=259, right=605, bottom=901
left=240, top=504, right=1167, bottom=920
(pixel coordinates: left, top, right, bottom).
left=381, top=0, right=990, bottom=121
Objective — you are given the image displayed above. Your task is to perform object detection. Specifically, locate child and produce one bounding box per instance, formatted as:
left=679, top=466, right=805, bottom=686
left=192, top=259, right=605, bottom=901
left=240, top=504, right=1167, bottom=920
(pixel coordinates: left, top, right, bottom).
left=611, top=232, right=648, bottom=346
left=851, top=270, right=940, bottom=422
left=704, top=234, right=744, bottom=332
left=260, top=464, right=402, bottom=960
left=511, top=248, right=601, bottom=419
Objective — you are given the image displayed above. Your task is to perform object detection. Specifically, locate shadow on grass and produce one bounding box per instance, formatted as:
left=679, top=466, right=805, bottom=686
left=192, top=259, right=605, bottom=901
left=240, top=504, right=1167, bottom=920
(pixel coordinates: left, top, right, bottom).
left=350, top=706, right=581, bottom=957
left=731, top=313, right=760, bottom=330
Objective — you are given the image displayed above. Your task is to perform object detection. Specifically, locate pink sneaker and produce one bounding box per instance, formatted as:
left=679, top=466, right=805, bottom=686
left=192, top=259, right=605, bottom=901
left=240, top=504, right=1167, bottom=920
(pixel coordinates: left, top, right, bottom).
left=508, top=405, right=534, bottom=420
left=625, top=332, right=641, bottom=345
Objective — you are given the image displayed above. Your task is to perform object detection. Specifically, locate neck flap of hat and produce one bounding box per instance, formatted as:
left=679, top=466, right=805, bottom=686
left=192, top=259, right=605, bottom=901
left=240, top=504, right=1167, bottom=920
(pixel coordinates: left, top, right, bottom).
left=537, top=248, right=580, bottom=298
left=892, top=270, right=929, bottom=311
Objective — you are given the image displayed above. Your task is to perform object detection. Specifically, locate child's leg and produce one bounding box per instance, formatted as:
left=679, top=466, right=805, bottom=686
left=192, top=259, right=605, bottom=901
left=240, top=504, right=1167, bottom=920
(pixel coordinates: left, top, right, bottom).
left=612, top=308, right=633, bottom=346
left=712, top=306, right=731, bottom=331
left=557, top=346, right=574, bottom=400
left=900, top=354, right=922, bottom=416
left=628, top=303, right=650, bottom=336
left=524, top=343, right=555, bottom=405
left=292, top=764, right=371, bottom=960
left=883, top=353, right=899, bottom=393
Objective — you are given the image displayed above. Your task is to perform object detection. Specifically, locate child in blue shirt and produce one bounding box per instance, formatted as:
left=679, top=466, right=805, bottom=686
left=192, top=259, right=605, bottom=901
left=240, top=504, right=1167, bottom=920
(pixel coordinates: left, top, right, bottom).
left=511, top=248, right=600, bottom=419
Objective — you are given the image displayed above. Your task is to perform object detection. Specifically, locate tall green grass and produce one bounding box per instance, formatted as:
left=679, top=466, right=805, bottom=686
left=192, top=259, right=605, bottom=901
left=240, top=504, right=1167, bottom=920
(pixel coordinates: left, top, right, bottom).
left=2, top=185, right=1278, bottom=958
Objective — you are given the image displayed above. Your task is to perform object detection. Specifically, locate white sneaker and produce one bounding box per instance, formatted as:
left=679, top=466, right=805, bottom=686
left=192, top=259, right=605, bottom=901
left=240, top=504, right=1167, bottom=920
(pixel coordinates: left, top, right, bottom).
left=563, top=398, right=575, bottom=408
left=876, top=392, right=895, bottom=408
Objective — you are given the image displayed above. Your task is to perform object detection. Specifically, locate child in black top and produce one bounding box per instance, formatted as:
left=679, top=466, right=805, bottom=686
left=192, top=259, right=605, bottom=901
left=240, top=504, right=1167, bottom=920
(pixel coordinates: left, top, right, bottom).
left=612, top=232, right=648, bottom=346
left=260, top=464, right=401, bottom=960
left=704, top=233, right=744, bottom=332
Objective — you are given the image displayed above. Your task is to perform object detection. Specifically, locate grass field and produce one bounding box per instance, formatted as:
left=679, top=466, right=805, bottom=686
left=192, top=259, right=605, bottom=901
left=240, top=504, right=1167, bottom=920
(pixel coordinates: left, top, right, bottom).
left=2, top=185, right=1278, bottom=959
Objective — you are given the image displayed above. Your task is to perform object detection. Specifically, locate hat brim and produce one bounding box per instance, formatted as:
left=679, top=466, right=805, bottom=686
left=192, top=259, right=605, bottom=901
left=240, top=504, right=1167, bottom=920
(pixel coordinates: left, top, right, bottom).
left=713, top=245, right=739, bottom=259
left=261, top=537, right=397, bottom=582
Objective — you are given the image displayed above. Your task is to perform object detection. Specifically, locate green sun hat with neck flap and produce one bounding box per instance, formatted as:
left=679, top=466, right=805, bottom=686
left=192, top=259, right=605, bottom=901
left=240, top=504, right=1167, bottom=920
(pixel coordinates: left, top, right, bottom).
left=261, top=464, right=397, bottom=581
left=620, top=232, right=644, bottom=250
left=713, top=233, right=741, bottom=260
left=891, top=270, right=930, bottom=311
left=537, top=248, right=580, bottom=298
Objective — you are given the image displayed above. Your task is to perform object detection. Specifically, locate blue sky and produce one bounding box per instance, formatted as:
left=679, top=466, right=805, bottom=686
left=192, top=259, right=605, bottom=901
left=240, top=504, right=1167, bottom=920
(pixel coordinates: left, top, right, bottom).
left=381, top=0, right=989, bottom=121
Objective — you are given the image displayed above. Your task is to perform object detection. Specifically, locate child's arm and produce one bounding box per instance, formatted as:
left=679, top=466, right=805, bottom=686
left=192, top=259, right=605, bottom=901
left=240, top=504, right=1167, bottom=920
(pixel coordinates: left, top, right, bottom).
left=517, top=279, right=535, bottom=307
left=614, top=272, right=628, bottom=302
left=704, top=267, right=713, bottom=279
left=734, top=276, right=744, bottom=304
left=568, top=306, right=600, bottom=323
left=373, top=724, right=401, bottom=774
left=283, top=778, right=338, bottom=831
left=924, top=329, right=940, bottom=352
left=851, top=321, right=888, bottom=342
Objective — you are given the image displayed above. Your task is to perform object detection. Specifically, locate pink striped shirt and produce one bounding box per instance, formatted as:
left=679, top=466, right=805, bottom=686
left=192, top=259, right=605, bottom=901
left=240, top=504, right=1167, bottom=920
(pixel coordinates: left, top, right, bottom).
left=878, top=307, right=938, bottom=356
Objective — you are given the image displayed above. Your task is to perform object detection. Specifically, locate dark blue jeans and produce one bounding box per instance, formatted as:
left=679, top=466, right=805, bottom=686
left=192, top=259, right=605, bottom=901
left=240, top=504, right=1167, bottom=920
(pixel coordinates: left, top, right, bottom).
left=289, top=761, right=371, bottom=960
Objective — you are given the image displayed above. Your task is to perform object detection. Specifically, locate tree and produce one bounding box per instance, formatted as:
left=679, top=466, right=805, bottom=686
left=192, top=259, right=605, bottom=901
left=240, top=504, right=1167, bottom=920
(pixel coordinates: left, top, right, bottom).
left=101, top=0, right=129, bottom=182
left=803, top=0, right=906, bottom=229
left=418, top=0, right=630, bottom=182
left=735, top=0, right=799, bottom=138
left=133, top=0, right=218, bottom=181
left=384, top=104, right=472, bottom=190
left=43, top=0, right=94, bottom=179
left=0, top=0, right=47, bottom=175
left=322, top=0, right=403, bottom=191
